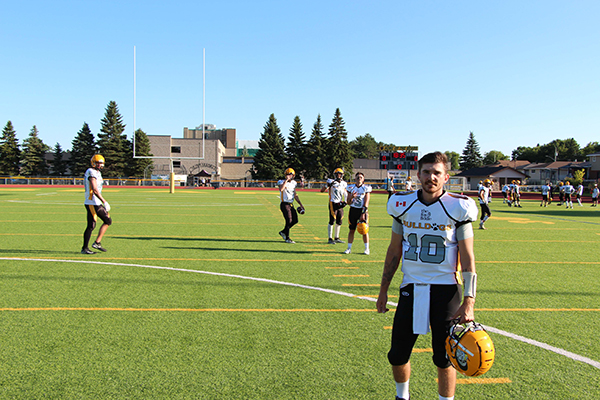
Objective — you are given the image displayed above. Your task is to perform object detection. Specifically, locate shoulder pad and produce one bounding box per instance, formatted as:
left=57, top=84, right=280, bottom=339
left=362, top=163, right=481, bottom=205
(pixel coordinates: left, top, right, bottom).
left=443, top=193, right=478, bottom=222
left=387, top=191, right=418, bottom=217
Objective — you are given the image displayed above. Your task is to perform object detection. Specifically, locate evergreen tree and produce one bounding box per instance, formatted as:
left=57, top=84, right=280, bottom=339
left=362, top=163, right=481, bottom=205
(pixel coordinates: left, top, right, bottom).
left=70, top=122, right=97, bottom=176
left=325, top=108, right=353, bottom=177
left=21, top=125, right=50, bottom=176
left=305, top=114, right=328, bottom=181
left=126, top=128, right=154, bottom=177
left=459, top=131, right=483, bottom=171
left=251, top=114, right=286, bottom=180
left=285, top=116, right=307, bottom=176
left=97, top=101, right=128, bottom=177
left=350, top=133, right=379, bottom=159
left=0, top=121, right=21, bottom=175
left=51, top=143, right=68, bottom=176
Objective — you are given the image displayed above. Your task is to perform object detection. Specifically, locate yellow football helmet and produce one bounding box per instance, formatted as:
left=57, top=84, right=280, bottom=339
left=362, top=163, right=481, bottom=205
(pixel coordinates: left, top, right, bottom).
left=446, top=321, right=495, bottom=377
left=559, top=181, right=564, bottom=186
left=357, top=222, right=369, bottom=235
left=91, top=154, right=105, bottom=169
left=484, top=179, right=492, bottom=185
left=334, top=168, right=344, bottom=175
left=284, top=168, right=295, bottom=176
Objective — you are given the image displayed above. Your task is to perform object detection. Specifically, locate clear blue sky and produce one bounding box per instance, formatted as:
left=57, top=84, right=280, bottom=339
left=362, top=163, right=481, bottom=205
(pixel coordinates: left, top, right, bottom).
left=2, top=1, right=599, bottom=159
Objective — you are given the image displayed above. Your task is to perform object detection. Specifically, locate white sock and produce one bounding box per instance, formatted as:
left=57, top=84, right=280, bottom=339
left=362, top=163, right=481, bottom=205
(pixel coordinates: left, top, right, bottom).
left=328, top=225, right=333, bottom=239
left=395, top=380, right=409, bottom=399
left=347, top=243, right=353, bottom=250
left=335, top=224, right=341, bottom=239
left=364, top=243, right=369, bottom=251
left=439, top=396, right=454, bottom=400
left=482, top=215, right=489, bottom=223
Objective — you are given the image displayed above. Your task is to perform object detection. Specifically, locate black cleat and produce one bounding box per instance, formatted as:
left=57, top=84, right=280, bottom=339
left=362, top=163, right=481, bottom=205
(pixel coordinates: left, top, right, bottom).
left=81, top=248, right=94, bottom=254
left=92, top=242, right=107, bottom=252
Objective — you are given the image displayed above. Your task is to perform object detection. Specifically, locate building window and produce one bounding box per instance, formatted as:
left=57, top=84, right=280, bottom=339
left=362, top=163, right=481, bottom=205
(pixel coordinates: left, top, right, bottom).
left=172, top=161, right=181, bottom=168
left=171, top=146, right=181, bottom=154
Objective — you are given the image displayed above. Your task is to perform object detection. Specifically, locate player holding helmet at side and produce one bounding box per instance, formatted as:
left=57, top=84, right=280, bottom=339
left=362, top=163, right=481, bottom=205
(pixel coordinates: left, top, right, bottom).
left=377, top=151, right=479, bottom=400
left=82, top=155, right=112, bottom=254
left=321, top=168, right=348, bottom=244
left=277, top=168, right=305, bottom=244
left=343, top=172, right=371, bottom=255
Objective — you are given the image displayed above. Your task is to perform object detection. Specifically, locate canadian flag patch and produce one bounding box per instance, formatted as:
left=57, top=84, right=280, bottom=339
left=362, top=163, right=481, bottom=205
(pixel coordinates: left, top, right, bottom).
left=396, top=201, right=406, bottom=207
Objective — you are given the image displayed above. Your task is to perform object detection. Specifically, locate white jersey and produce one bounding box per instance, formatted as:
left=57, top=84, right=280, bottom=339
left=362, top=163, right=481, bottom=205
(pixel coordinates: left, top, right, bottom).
left=541, top=185, right=550, bottom=195
left=576, top=185, right=584, bottom=196
left=84, top=168, right=104, bottom=206
left=347, top=184, right=372, bottom=208
left=479, top=186, right=490, bottom=205
left=277, top=179, right=297, bottom=203
left=563, top=184, right=574, bottom=195
left=326, top=179, right=348, bottom=203
left=592, top=188, right=599, bottom=198
left=406, top=180, right=414, bottom=191
left=387, top=191, right=478, bottom=286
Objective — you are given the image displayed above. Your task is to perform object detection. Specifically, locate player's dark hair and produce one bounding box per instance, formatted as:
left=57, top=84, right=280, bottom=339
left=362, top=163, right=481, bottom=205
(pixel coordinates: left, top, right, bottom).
left=418, top=151, right=448, bottom=172
left=355, top=172, right=364, bottom=177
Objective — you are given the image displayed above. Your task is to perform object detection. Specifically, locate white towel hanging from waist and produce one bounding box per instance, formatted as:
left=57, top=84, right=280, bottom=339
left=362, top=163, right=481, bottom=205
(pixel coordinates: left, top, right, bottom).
left=413, top=283, right=430, bottom=334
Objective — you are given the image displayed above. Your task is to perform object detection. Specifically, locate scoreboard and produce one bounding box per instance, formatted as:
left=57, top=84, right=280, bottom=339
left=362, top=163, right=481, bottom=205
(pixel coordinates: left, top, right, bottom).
left=379, top=149, right=419, bottom=170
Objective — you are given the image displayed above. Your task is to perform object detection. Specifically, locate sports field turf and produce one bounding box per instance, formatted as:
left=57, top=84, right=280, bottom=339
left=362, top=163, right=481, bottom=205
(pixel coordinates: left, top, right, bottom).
left=0, top=186, right=599, bottom=399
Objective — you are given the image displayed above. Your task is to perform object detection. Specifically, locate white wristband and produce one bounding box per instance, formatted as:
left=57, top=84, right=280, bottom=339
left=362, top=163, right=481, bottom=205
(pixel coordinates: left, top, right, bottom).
left=462, top=271, right=477, bottom=298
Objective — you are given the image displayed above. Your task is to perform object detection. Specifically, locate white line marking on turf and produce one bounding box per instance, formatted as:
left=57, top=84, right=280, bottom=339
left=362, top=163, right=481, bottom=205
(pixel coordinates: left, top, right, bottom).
left=1, top=257, right=599, bottom=370
left=483, top=326, right=600, bottom=370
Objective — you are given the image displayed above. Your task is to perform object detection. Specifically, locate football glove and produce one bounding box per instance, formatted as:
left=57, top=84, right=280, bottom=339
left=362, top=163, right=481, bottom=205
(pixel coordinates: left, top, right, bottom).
left=103, top=202, right=111, bottom=212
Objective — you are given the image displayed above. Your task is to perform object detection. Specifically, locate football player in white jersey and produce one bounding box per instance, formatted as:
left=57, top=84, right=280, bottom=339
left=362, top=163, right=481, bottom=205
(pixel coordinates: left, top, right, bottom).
left=343, top=172, right=372, bottom=255
left=82, top=155, right=112, bottom=254
left=541, top=182, right=551, bottom=207
left=478, top=179, right=492, bottom=229
left=592, top=184, right=599, bottom=207
left=405, top=176, right=414, bottom=191
left=278, top=168, right=305, bottom=243
left=563, top=181, right=575, bottom=209
left=501, top=183, right=509, bottom=204
left=321, top=168, right=348, bottom=244
left=377, top=151, right=478, bottom=400
left=576, top=183, right=584, bottom=206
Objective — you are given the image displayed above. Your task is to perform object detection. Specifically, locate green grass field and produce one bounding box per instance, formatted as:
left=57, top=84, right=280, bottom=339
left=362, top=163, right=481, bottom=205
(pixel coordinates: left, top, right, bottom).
left=0, top=186, right=599, bottom=399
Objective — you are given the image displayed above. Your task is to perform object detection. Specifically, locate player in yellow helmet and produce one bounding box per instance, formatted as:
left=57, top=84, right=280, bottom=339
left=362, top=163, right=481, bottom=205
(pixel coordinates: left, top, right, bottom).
left=82, top=155, right=112, bottom=254
left=277, top=168, right=305, bottom=243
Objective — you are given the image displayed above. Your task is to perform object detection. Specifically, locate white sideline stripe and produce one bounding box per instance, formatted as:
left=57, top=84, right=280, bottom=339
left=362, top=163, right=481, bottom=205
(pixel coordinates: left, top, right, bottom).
left=483, top=326, right=600, bottom=370
left=1, top=257, right=599, bottom=370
